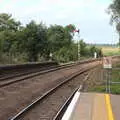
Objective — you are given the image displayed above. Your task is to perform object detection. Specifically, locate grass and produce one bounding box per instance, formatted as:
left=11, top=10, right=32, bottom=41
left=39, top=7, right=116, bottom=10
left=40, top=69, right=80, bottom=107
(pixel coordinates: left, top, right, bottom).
left=101, top=46, right=120, bottom=56
left=89, top=85, right=120, bottom=94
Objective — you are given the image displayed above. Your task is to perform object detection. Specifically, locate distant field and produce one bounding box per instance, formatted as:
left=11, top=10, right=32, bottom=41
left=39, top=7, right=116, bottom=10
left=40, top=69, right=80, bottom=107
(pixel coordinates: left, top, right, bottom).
left=101, top=46, right=120, bottom=56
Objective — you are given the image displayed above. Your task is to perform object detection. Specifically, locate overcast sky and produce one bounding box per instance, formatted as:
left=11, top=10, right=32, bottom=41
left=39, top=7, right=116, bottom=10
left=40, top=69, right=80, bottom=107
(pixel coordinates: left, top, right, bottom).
left=0, top=0, right=119, bottom=44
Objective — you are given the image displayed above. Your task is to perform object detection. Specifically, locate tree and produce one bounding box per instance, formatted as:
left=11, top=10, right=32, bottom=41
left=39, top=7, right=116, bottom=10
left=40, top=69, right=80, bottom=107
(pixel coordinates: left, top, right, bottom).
left=54, top=43, right=77, bottom=62
left=47, top=24, right=75, bottom=59
left=108, top=0, right=120, bottom=19
left=47, top=25, right=66, bottom=53
left=0, top=13, right=21, bottom=31
left=79, top=40, right=87, bottom=56
left=0, top=13, right=103, bottom=64
left=0, top=13, right=21, bottom=63
left=108, top=0, right=120, bottom=45
left=89, top=46, right=102, bottom=58
left=19, top=21, right=48, bottom=61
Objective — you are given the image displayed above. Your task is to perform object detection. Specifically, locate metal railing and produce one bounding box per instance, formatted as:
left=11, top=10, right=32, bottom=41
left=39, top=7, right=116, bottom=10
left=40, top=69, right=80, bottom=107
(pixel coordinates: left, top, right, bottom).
left=104, top=67, right=120, bottom=93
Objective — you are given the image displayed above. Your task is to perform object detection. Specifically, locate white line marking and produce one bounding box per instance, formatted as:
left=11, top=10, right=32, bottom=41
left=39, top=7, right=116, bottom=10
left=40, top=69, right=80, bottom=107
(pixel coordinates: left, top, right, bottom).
left=62, top=89, right=81, bottom=120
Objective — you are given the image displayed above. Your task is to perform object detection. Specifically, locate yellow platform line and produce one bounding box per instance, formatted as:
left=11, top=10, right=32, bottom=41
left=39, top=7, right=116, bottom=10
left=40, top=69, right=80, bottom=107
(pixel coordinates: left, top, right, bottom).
left=105, top=94, right=114, bottom=120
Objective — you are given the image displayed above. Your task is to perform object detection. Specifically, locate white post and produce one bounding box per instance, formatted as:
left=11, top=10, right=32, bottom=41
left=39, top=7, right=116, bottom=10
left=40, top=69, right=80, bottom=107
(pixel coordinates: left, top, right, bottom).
left=94, top=52, right=97, bottom=58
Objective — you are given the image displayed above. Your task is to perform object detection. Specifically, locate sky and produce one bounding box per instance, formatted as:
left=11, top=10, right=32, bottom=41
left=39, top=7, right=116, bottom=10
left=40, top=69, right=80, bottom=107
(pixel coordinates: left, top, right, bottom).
left=0, top=0, right=119, bottom=44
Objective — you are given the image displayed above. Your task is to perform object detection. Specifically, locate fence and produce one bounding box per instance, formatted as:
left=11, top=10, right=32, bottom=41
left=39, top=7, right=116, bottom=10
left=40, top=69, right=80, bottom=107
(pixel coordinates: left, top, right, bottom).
left=104, top=67, right=120, bottom=94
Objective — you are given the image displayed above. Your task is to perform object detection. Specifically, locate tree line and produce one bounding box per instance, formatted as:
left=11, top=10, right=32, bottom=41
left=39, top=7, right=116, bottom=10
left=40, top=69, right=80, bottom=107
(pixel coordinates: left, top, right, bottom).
left=108, top=0, right=120, bottom=45
left=0, top=13, right=102, bottom=64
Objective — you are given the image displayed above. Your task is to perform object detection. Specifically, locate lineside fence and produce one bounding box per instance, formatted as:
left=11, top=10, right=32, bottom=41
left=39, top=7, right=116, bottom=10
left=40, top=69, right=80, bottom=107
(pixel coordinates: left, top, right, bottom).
left=103, top=57, right=120, bottom=94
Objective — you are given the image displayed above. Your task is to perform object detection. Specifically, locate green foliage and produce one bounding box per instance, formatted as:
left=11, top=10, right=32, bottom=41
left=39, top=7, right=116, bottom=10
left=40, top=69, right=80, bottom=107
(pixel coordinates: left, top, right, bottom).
left=0, top=13, right=21, bottom=63
left=108, top=0, right=120, bottom=20
left=19, top=21, right=48, bottom=61
left=0, top=13, right=102, bottom=64
left=78, top=41, right=103, bottom=58
left=54, top=43, right=77, bottom=62
left=47, top=24, right=77, bottom=62
left=108, top=0, right=120, bottom=36
left=79, top=40, right=87, bottom=56
left=0, top=13, right=21, bottom=31
left=88, top=46, right=102, bottom=57
left=47, top=25, right=65, bottom=52
left=108, top=0, right=120, bottom=46
left=47, top=24, right=75, bottom=53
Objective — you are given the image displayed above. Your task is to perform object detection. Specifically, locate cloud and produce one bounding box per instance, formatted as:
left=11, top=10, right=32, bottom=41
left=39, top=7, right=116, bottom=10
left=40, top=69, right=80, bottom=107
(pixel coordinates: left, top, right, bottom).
left=0, top=0, right=110, bottom=23
left=0, top=0, right=118, bottom=43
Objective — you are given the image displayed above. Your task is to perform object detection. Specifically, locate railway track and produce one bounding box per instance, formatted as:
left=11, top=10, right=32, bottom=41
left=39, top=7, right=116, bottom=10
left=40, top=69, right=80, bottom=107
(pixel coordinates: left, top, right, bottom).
left=0, top=61, right=58, bottom=79
left=0, top=63, right=77, bottom=88
left=0, top=66, right=57, bottom=81
left=0, top=56, right=119, bottom=120
left=0, top=59, right=99, bottom=88
left=0, top=59, right=102, bottom=120
left=9, top=64, right=96, bottom=120
left=0, top=55, right=119, bottom=81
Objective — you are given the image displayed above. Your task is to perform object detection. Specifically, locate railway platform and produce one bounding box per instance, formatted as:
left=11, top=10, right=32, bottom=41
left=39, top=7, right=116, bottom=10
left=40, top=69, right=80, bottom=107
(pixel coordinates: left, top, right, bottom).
left=62, top=91, right=120, bottom=120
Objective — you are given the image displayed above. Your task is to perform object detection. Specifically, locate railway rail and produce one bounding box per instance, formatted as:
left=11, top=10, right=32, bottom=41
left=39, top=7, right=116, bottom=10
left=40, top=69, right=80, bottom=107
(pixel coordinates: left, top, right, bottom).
left=0, top=58, right=99, bottom=88
left=0, top=61, right=58, bottom=80
left=53, top=74, right=90, bottom=120
left=9, top=64, right=96, bottom=120
left=1, top=56, right=119, bottom=120
left=0, top=66, right=57, bottom=81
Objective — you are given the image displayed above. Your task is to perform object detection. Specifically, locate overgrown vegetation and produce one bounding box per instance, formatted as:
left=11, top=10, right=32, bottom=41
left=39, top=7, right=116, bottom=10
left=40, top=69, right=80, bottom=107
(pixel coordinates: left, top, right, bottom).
left=0, top=13, right=102, bottom=64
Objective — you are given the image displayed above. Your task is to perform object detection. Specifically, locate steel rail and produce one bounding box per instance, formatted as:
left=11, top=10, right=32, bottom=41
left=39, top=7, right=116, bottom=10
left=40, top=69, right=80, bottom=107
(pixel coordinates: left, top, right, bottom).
left=0, top=59, right=100, bottom=88
left=0, top=65, right=57, bottom=81
left=53, top=87, right=79, bottom=120
left=53, top=73, right=91, bottom=120
left=9, top=64, right=97, bottom=120
left=0, top=62, right=79, bottom=88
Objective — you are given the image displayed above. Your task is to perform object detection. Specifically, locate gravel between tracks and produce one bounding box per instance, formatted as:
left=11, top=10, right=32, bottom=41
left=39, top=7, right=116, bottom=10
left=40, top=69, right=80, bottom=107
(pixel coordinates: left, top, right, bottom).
left=0, top=61, right=100, bottom=120
left=20, top=72, right=87, bottom=120
left=16, top=66, right=99, bottom=120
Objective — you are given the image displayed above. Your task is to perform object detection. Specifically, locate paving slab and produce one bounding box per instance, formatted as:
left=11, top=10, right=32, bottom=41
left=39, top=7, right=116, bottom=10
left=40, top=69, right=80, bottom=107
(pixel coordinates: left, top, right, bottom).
left=71, top=93, right=108, bottom=120
left=71, top=93, right=94, bottom=120
left=65, top=92, right=120, bottom=120
left=110, top=94, right=120, bottom=120
left=62, top=92, right=120, bottom=120
left=92, top=94, right=108, bottom=120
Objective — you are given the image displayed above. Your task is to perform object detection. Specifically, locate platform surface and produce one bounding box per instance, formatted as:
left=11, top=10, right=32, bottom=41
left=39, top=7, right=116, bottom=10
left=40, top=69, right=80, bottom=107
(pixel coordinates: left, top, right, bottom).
left=69, top=92, right=120, bottom=120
